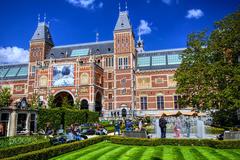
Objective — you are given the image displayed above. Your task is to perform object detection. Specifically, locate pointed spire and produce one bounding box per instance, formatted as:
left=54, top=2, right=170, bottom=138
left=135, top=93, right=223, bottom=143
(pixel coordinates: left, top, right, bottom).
left=38, top=14, right=40, bottom=24
left=118, top=3, right=121, bottom=13
left=31, top=13, right=54, bottom=45
left=96, top=32, right=99, bottom=42
left=125, top=0, right=128, bottom=12
left=114, top=1, right=131, bottom=31
left=138, top=27, right=141, bottom=41
left=44, top=13, right=46, bottom=23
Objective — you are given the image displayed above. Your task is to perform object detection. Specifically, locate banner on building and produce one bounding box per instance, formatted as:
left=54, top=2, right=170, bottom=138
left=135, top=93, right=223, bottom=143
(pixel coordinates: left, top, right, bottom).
left=52, top=65, right=74, bottom=87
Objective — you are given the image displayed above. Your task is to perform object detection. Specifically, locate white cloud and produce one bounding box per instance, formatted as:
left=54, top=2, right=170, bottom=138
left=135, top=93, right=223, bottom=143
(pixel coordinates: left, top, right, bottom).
left=0, top=47, right=29, bottom=64
left=161, top=0, right=172, bottom=5
left=186, top=9, right=204, bottom=19
left=138, top=20, right=152, bottom=36
left=98, top=2, right=103, bottom=8
left=66, top=0, right=102, bottom=9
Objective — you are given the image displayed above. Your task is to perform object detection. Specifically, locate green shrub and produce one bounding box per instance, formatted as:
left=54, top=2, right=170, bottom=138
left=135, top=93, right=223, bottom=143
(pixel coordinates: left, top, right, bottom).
left=0, top=138, right=50, bottom=159
left=205, top=126, right=225, bottom=134
left=109, top=136, right=240, bottom=149
left=37, top=109, right=99, bottom=130
left=3, top=136, right=108, bottom=160
left=0, top=136, right=47, bottom=148
left=37, top=109, right=63, bottom=130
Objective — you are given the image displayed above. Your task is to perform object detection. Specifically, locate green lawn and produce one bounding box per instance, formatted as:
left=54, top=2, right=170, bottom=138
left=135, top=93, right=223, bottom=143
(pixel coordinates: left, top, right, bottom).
left=50, top=142, right=240, bottom=160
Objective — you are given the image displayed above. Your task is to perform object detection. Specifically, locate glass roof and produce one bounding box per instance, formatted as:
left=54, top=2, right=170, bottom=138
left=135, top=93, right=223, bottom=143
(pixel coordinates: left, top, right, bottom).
left=5, top=67, right=20, bottom=77
left=71, top=48, right=89, bottom=57
left=0, top=68, right=9, bottom=78
left=17, top=66, right=28, bottom=76
left=138, top=57, right=150, bottom=67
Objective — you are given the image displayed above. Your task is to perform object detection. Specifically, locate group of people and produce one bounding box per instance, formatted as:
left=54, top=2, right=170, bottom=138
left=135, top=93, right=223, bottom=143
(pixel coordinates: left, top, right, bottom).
left=158, top=115, right=192, bottom=138
left=114, top=119, right=145, bottom=135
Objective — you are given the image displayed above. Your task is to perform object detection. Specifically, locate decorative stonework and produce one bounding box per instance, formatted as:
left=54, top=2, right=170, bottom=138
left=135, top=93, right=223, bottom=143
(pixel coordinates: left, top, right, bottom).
left=80, top=73, right=89, bottom=85
left=39, top=76, right=48, bottom=87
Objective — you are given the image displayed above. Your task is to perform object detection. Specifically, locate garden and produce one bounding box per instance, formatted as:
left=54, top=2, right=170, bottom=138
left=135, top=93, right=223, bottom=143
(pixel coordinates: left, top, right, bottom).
left=0, top=136, right=240, bottom=160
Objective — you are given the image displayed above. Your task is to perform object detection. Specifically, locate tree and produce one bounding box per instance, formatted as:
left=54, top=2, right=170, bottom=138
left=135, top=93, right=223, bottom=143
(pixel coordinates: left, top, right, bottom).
left=61, top=97, right=73, bottom=109
left=47, top=94, right=56, bottom=109
left=175, top=10, right=240, bottom=127
left=74, top=98, right=81, bottom=109
left=29, top=93, right=40, bottom=109
left=0, top=88, right=11, bottom=107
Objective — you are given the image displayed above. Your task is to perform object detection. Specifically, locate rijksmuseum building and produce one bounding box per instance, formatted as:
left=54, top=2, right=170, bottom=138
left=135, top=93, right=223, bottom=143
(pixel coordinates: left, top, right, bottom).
left=0, top=8, right=190, bottom=130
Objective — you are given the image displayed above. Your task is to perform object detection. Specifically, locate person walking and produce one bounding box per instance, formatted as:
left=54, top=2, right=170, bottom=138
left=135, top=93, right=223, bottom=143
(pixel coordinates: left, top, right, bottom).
left=159, top=115, right=167, bottom=138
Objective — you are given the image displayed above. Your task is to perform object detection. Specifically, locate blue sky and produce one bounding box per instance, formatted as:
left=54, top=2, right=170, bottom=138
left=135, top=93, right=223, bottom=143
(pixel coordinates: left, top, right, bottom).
left=0, top=0, right=239, bottom=63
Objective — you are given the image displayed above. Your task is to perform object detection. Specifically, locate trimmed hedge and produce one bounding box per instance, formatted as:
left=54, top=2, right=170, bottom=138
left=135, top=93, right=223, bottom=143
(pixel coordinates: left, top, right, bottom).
left=0, top=138, right=50, bottom=159
left=0, top=136, right=47, bottom=149
left=205, top=126, right=225, bottom=134
left=109, top=136, right=240, bottom=149
left=3, top=136, right=240, bottom=160
left=37, top=108, right=99, bottom=130
left=3, top=136, right=109, bottom=160
left=37, top=109, right=63, bottom=130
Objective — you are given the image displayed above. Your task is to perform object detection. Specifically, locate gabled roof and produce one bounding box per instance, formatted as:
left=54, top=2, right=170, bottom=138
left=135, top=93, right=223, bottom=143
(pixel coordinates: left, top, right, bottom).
left=0, top=63, right=28, bottom=81
left=46, top=40, right=114, bottom=59
left=31, top=22, right=54, bottom=45
left=114, top=11, right=132, bottom=31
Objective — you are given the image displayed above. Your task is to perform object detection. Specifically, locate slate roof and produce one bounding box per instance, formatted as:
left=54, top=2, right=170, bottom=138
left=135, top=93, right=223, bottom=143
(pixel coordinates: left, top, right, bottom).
left=114, top=11, right=132, bottom=31
left=136, top=48, right=185, bottom=71
left=31, top=22, right=54, bottom=45
left=46, top=40, right=114, bottom=59
left=0, top=64, right=28, bottom=81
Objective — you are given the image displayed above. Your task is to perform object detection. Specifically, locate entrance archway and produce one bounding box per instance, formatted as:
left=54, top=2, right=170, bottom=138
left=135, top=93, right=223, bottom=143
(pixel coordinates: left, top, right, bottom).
left=54, top=91, right=74, bottom=107
left=80, top=99, right=89, bottom=110
left=95, top=92, right=102, bottom=113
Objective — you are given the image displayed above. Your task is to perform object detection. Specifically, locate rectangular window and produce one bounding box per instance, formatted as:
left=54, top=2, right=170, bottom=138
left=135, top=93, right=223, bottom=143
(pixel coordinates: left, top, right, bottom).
left=140, top=97, right=147, bottom=110
left=108, top=102, right=113, bottom=110
left=168, top=54, right=182, bottom=65
left=105, top=57, right=114, bottom=67
left=108, top=73, right=112, bottom=80
left=31, top=66, right=35, bottom=72
left=108, top=82, right=112, bottom=89
left=138, top=57, right=150, bottom=67
left=174, top=95, right=181, bottom=109
left=118, top=58, right=123, bottom=69
left=108, top=94, right=112, bottom=99
left=118, top=57, right=128, bottom=69
left=157, top=96, right=164, bottom=110
left=152, top=55, right=166, bottom=66
left=123, top=57, right=128, bottom=69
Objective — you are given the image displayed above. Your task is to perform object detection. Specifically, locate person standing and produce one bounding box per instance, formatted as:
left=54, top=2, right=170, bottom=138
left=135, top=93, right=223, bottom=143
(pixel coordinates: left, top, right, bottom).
left=138, top=120, right=143, bottom=131
left=174, top=118, right=181, bottom=138
left=185, top=116, right=191, bottom=138
left=159, top=115, right=167, bottom=138
left=114, top=121, right=120, bottom=135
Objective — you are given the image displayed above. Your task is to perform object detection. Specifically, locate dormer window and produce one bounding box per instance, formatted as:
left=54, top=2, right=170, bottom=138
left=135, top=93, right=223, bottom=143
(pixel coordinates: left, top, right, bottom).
left=96, top=49, right=100, bottom=53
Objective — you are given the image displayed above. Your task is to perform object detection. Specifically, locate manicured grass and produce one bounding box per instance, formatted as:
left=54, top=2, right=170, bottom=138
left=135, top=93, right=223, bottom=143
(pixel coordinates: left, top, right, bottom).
left=50, top=142, right=240, bottom=160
